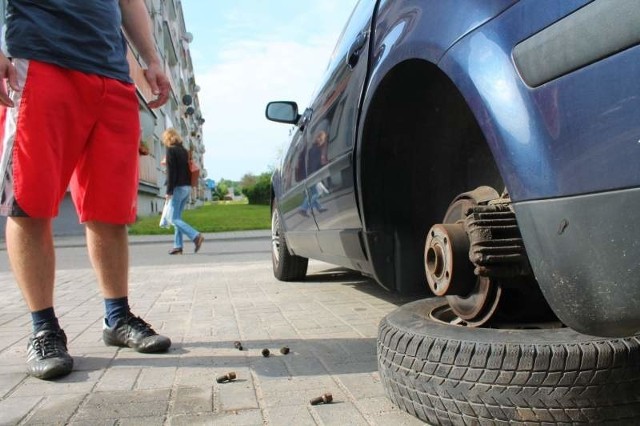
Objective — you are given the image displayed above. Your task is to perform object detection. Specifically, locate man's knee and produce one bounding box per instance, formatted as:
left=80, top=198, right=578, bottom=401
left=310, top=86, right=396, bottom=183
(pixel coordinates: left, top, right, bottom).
left=85, top=221, right=127, bottom=234
left=7, top=217, right=52, bottom=234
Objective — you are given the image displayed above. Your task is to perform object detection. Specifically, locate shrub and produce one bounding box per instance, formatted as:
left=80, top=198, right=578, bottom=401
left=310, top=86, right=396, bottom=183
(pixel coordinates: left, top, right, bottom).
left=242, top=172, right=271, bottom=205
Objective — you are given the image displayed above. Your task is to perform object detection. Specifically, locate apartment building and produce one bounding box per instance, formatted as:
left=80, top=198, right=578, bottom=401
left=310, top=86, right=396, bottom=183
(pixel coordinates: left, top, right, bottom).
left=136, top=0, right=206, bottom=217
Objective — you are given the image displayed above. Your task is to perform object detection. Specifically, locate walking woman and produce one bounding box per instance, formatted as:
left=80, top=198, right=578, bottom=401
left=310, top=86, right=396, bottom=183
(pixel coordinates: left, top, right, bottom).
left=162, top=128, right=204, bottom=254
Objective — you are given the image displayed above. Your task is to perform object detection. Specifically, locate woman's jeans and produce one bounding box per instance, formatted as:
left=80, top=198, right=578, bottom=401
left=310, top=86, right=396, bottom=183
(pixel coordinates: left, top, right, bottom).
left=170, top=185, right=200, bottom=248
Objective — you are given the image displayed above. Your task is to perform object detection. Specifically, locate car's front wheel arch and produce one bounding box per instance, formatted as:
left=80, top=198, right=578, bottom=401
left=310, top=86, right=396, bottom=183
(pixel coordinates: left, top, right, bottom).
left=358, top=59, right=504, bottom=295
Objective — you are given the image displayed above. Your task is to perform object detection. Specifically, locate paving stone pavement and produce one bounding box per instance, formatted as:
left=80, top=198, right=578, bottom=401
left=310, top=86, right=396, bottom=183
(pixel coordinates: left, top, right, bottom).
left=0, top=232, right=427, bottom=425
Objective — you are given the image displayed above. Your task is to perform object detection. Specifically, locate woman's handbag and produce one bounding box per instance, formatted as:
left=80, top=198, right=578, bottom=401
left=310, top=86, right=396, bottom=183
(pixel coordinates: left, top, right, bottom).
left=189, top=159, right=200, bottom=187
left=159, top=198, right=173, bottom=228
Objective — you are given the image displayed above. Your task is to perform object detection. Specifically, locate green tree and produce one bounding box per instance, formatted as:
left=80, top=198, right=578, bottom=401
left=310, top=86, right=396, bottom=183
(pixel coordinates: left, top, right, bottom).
left=241, top=171, right=271, bottom=205
left=212, top=182, right=229, bottom=200
left=240, top=173, right=257, bottom=189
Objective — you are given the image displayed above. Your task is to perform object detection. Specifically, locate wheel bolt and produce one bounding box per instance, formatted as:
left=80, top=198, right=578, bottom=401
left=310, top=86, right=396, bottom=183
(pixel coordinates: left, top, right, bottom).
left=234, top=341, right=243, bottom=351
left=280, top=346, right=290, bottom=355
left=216, top=372, right=237, bottom=383
left=261, top=348, right=270, bottom=357
left=310, top=393, right=333, bottom=405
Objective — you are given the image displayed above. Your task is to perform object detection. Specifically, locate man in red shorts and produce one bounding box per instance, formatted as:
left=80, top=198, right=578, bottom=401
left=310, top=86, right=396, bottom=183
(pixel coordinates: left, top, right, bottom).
left=0, top=0, right=171, bottom=380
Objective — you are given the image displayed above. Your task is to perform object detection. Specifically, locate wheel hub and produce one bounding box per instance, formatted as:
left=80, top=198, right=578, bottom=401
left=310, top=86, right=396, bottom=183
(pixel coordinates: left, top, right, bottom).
left=424, top=186, right=503, bottom=326
left=271, top=209, right=281, bottom=263
left=425, top=223, right=475, bottom=297
left=423, top=186, right=556, bottom=326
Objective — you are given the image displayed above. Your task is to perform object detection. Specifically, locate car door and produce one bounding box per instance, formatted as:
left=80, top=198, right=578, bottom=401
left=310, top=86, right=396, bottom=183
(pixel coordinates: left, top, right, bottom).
left=276, top=108, right=322, bottom=254
left=303, top=0, right=377, bottom=265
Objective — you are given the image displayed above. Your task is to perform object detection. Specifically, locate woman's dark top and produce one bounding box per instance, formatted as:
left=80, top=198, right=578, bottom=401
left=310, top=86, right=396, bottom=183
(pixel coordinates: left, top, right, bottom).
left=166, top=144, right=191, bottom=195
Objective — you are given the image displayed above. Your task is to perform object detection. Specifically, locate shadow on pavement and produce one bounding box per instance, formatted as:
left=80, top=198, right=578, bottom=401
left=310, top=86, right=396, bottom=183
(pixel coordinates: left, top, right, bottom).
left=70, top=337, right=382, bottom=378
left=303, top=267, right=426, bottom=307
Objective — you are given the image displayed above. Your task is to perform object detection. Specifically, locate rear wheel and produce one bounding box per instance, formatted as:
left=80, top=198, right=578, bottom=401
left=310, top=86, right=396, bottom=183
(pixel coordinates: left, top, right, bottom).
left=378, top=297, right=640, bottom=425
left=271, top=202, right=308, bottom=281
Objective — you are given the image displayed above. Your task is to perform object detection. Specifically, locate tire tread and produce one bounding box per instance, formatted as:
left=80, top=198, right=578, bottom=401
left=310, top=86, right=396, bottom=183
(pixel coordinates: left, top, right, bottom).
left=272, top=203, right=308, bottom=281
left=377, top=299, right=640, bottom=424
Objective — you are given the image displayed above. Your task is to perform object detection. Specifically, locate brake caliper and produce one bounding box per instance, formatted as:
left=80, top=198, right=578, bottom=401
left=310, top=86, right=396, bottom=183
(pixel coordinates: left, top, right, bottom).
left=464, top=201, right=532, bottom=278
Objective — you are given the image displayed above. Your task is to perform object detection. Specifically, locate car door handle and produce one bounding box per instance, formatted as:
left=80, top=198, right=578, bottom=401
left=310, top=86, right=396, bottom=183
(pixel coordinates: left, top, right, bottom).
left=347, top=31, right=368, bottom=68
left=299, top=108, right=313, bottom=130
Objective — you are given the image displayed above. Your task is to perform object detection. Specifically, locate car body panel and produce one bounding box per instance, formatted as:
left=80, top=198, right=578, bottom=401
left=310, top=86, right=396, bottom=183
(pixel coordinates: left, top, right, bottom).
left=514, top=187, right=640, bottom=337
left=439, top=0, right=640, bottom=201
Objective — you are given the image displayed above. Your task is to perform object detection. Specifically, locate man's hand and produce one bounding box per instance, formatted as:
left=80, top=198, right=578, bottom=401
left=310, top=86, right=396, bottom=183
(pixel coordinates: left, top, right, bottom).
left=144, top=61, right=169, bottom=109
left=119, top=0, right=169, bottom=109
left=0, top=53, right=19, bottom=107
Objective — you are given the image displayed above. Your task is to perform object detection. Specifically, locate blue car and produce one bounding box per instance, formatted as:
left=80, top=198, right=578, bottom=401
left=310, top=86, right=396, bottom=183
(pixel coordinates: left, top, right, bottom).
left=266, top=1, right=640, bottom=423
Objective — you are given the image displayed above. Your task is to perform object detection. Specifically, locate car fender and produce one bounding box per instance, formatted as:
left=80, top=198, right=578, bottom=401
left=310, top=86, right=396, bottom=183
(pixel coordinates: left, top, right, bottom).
left=355, top=1, right=518, bottom=208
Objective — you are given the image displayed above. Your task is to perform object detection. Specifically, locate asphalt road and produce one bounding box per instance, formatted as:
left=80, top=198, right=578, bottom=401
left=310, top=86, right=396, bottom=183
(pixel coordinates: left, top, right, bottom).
left=0, top=232, right=273, bottom=271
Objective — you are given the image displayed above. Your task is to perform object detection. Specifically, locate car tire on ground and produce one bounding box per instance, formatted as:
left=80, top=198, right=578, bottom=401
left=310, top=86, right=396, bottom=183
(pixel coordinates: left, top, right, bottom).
left=378, top=298, right=640, bottom=425
left=271, top=202, right=308, bottom=281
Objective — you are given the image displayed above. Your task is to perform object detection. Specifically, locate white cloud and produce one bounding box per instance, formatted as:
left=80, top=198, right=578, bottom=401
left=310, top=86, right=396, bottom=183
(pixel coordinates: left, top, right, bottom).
left=197, top=34, right=339, bottom=181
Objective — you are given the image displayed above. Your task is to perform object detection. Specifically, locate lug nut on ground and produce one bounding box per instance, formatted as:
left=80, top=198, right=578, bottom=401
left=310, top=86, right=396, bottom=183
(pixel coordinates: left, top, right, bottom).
left=261, top=348, right=270, bottom=357
left=279, top=346, right=290, bottom=355
left=216, top=372, right=237, bottom=383
left=234, top=341, right=243, bottom=351
left=310, top=393, right=333, bottom=405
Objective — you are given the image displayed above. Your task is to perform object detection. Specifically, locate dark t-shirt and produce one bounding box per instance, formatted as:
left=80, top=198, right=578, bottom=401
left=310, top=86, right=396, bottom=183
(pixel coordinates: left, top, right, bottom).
left=166, top=144, right=191, bottom=195
left=308, top=142, right=327, bottom=174
left=5, top=0, right=131, bottom=82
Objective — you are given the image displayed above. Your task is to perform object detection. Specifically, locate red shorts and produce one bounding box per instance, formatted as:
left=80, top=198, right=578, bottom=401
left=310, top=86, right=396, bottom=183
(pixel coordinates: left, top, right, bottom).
left=0, top=59, right=140, bottom=224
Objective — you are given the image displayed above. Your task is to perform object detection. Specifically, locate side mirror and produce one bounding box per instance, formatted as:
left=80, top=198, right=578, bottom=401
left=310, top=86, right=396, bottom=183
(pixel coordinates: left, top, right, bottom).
left=265, top=101, right=300, bottom=124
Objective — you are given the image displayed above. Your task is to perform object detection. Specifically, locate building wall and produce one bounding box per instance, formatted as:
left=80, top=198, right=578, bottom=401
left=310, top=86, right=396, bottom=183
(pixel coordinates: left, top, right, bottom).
left=131, top=0, right=205, bottom=212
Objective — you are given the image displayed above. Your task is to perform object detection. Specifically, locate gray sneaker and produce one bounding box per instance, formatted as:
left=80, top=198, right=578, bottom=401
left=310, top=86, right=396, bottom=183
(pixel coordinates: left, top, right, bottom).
left=26, top=325, right=73, bottom=380
left=103, top=313, right=171, bottom=353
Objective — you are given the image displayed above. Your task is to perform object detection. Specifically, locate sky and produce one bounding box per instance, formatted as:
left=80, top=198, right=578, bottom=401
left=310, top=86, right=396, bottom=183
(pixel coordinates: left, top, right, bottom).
left=181, top=0, right=359, bottom=182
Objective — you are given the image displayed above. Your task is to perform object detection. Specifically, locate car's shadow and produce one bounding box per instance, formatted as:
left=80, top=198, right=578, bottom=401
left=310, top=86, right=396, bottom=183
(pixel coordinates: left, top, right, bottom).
left=297, top=266, right=426, bottom=307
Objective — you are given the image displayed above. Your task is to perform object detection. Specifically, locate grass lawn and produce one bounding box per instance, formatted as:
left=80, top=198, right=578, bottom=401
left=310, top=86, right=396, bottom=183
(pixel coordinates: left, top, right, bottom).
left=129, top=202, right=271, bottom=235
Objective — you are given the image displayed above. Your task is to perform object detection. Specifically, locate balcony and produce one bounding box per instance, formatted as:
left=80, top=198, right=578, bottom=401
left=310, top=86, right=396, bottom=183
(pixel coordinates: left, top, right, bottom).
left=126, top=49, right=154, bottom=103
left=139, top=153, right=159, bottom=189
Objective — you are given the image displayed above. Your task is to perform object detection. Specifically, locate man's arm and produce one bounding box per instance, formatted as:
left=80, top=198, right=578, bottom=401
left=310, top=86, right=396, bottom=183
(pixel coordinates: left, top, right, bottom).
left=119, top=0, right=169, bottom=108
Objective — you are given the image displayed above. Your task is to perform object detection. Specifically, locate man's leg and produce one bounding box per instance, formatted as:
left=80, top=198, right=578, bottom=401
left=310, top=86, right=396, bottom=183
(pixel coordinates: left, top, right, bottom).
left=6, top=217, right=55, bottom=310
left=87, top=220, right=171, bottom=353
left=85, top=221, right=128, bottom=299
left=85, top=221, right=132, bottom=328
left=6, top=217, right=73, bottom=380
left=72, top=76, right=169, bottom=353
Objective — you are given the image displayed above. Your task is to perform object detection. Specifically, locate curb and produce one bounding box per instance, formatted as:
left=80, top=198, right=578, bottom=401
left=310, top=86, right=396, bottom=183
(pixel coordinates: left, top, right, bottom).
left=0, top=230, right=271, bottom=251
